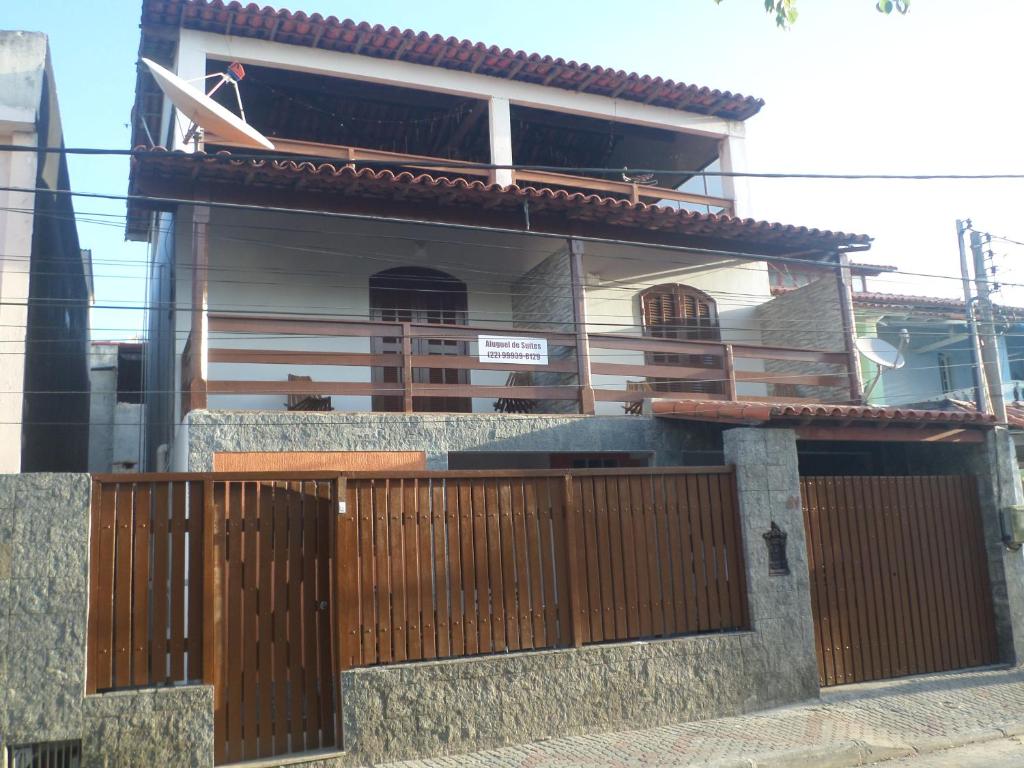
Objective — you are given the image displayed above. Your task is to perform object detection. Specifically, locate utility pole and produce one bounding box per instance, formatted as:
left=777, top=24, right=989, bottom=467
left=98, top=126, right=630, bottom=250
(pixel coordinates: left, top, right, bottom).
left=970, top=227, right=1008, bottom=423
left=957, top=219, right=990, bottom=414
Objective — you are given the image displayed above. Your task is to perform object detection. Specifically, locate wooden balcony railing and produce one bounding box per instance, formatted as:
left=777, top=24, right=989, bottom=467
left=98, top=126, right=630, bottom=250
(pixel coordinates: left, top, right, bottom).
left=180, top=313, right=856, bottom=416
left=207, top=136, right=733, bottom=215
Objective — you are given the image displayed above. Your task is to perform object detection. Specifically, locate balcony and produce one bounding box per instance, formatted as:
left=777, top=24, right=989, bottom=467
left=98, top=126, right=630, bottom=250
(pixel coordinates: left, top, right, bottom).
left=180, top=313, right=855, bottom=417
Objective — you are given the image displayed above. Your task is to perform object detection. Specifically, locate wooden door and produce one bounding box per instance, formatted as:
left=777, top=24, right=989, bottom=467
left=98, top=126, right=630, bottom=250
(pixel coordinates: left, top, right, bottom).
left=370, top=267, right=471, bottom=412
left=210, top=479, right=338, bottom=764
left=801, top=475, right=998, bottom=687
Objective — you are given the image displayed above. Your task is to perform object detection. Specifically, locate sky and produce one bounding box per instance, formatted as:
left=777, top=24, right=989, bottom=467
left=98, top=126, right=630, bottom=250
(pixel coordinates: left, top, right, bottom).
left=6, top=0, right=1024, bottom=340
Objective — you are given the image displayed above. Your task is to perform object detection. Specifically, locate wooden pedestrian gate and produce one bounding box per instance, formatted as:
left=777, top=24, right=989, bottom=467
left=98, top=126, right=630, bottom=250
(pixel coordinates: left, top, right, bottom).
left=800, top=475, right=998, bottom=687
left=87, top=467, right=749, bottom=765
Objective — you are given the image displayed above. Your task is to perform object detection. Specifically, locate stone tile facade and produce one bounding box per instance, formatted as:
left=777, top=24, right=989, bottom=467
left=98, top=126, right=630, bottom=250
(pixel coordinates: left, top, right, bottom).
left=184, top=411, right=719, bottom=471
left=755, top=278, right=849, bottom=401
left=0, top=473, right=91, bottom=753
left=81, top=686, right=213, bottom=768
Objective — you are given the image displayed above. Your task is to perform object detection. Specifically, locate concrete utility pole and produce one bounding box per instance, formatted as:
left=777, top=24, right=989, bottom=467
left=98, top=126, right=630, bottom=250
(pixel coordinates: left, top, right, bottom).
left=970, top=227, right=1008, bottom=423
left=958, top=219, right=990, bottom=414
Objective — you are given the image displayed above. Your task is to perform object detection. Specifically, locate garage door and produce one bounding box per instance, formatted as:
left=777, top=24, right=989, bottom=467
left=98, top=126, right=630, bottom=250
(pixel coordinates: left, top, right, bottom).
left=800, top=475, right=998, bottom=686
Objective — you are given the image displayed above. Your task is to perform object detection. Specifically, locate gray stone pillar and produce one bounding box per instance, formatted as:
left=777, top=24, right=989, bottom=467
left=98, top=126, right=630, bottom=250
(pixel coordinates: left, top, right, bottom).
left=972, top=427, right=1024, bottom=664
left=0, top=473, right=91, bottom=753
left=723, top=427, right=819, bottom=701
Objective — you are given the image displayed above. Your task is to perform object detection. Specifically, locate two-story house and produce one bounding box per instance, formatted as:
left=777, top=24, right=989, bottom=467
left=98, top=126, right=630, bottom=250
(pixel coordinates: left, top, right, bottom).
left=130, top=0, right=881, bottom=475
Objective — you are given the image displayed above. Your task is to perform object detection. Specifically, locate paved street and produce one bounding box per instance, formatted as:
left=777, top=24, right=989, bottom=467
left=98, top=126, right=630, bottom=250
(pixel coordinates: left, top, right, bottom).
left=383, top=666, right=1024, bottom=768
left=878, top=736, right=1024, bottom=767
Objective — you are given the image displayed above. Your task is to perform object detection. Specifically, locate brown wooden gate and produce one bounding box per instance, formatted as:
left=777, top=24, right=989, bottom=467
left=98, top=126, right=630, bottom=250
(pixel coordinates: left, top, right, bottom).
left=207, top=478, right=339, bottom=764
left=800, top=475, right=998, bottom=687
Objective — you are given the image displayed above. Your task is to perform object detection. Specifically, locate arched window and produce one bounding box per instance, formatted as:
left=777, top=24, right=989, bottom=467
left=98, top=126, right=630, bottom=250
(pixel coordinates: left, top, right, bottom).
left=639, top=284, right=722, bottom=394
left=369, top=267, right=470, bottom=413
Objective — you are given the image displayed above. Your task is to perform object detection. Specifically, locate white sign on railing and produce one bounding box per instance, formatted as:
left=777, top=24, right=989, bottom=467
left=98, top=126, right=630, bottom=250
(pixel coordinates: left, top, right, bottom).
left=478, top=335, right=549, bottom=366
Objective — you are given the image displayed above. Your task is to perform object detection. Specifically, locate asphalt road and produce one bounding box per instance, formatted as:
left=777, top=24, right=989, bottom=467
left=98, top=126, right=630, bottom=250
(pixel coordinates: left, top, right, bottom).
left=880, top=736, right=1024, bottom=767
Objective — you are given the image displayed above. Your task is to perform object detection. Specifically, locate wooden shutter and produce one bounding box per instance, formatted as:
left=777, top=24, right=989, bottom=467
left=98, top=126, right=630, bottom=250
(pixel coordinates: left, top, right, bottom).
left=639, top=285, right=722, bottom=394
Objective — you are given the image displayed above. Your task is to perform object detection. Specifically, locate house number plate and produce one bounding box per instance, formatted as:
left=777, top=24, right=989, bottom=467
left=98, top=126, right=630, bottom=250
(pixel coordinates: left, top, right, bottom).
left=478, top=335, right=549, bottom=365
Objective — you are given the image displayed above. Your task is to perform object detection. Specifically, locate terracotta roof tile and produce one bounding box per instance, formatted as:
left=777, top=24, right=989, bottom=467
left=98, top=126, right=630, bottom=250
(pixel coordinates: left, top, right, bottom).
left=129, top=148, right=872, bottom=252
left=651, top=398, right=998, bottom=427
left=138, top=0, right=764, bottom=121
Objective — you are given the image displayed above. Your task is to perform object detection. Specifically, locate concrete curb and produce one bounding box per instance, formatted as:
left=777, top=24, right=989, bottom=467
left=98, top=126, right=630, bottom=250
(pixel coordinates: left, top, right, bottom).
left=726, top=722, right=1024, bottom=768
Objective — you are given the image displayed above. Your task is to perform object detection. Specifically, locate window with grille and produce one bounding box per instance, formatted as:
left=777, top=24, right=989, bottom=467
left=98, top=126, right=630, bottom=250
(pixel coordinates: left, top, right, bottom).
left=6, top=740, right=81, bottom=768
left=639, top=284, right=722, bottom=395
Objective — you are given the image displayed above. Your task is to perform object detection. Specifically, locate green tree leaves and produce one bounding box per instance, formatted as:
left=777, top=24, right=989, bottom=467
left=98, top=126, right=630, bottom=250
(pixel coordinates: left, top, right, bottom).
left=715, top=0, right=909, bottom=28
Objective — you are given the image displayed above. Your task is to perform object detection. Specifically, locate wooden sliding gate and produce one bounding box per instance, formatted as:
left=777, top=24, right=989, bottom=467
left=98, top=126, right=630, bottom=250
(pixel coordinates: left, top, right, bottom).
left=88, top=467, right=748, bottom=765
left=801, top=475, right=998, bottom=687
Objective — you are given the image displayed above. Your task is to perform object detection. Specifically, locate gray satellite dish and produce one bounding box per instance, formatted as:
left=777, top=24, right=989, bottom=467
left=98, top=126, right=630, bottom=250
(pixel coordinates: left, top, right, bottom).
left=856, top=332, right=908, bottom=399
left=141, top=57, right=275, bottom=150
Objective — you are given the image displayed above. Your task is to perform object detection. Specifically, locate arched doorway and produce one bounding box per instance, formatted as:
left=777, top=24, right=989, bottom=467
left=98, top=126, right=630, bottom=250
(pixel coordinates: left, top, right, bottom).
left=369, top=266, right=472, bottom=412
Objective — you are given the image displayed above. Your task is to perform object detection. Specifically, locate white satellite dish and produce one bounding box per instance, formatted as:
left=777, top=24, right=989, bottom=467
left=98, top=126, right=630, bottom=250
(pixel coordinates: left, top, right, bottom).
left=141, top=57, right=275, bottom=151
left=856, top=337, right=906, bottom=370
left=856, top=332, right=908, bottom=399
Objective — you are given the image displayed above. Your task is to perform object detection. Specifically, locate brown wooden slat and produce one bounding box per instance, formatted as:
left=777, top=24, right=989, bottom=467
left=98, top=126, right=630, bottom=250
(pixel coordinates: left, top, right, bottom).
left=256, top=484, right=276, bottom=757
left=240, top=482, right=261, bottom=760
left=899, top=477, right=935, bottom=675
left=112, top=483, right=134, bottom=689
left=523, top=479, right=546, bottom=647
left=225, top=482, right=244, bottom=763
left=373, top=481, right=391, bottom=664
left=402, top=480, right=422, bottom=661
left=485, top=479, right=507, bottom=651
left=355, top=482, right=375, bottom=667
left=418, top=480, right=436, bottom=660
left=286, top=483, right=305, bottom=754
left=131, top=484, right=152, bottom=687
left=86, top=481, right=104, bottom=693
left=471, top=480, right=491, bottom=654
left=821, top=477, right=848, bottom=684
left=801, top=479, right=830, bottom=686
left=170, top=482, right=188, bottom=683
left=207, top=481, right=227, bottom=765
left=707, top=475, right=733, bottom=629
left=855, top=477, right=888, bottom=680
left=453, top=480, right=474, bottom=658
left=639, top=477, right=664, bottom=637
left=961, top=476, right=998, bottom=663
left=936, top=477, right=968, bottom=670
left=685, top=476, right=709, bottom=632
left=616, top=477, right=641, bottom=638
left=921, top=477, right=952, bottom=672
left=188, top=481, right=204, bottom=680
left=271, top=483, right=291, bottom=755
left=696, top=475, right=722, bottom=632
left=432, top=481, right=452, bottom=659
left=150, top=482, right=170, bottom=686
left=388, top=480, right=407, bottom=662
left=655, top=475, right=679, bottom=635
left=952, top=477, right=984, bottom=667
left=561, top=476, right=585, bottom=648
left=511, top=479, right=535, bottom=649
left=301, top=483, right=321, bottom=751
left=832, top=476, right=862, bottom=683
left=630, top=477, right=654, bottom=638
left=544, top=478, right=570, bottom=646
left=498, top=480, right=520, bottom=652
left=318, top=481, right=337, bottom=748
left=580, top=477, right=607, bottom=642
left=720, top=474, right=748, bottom=630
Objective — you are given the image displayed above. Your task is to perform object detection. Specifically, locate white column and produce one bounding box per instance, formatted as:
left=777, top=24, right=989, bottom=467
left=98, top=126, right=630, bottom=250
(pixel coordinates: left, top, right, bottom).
left=169, top=34, right=208, bottom=151
left=0, top=130, right=37, bottom=472
left=488, top=96, right=514, bottom=187
left=720, top=125, right=753, bottom=219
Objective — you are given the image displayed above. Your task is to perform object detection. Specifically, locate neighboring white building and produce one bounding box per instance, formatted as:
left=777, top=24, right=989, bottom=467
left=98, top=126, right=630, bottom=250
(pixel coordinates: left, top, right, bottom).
left=0, top=31, right=90, bottom=471
left=88, top=341, right=144, bottom=473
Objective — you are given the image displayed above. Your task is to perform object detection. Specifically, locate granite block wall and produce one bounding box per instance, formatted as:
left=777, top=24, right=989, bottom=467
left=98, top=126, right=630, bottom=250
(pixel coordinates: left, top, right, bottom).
left=0, top=473, right=91, bottom=753
left=510, top=248, right=577, bottom=413
left=755, top=278, right=849, bottom=401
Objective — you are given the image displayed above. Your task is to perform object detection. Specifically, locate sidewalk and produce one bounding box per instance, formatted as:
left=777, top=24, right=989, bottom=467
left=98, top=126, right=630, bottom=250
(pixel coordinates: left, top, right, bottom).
left=381, top=666, right=1024, bottom=768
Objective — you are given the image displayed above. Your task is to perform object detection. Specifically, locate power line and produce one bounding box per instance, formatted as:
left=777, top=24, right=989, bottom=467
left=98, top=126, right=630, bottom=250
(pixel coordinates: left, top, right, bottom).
left=7, top=144, right=1024, bottom=181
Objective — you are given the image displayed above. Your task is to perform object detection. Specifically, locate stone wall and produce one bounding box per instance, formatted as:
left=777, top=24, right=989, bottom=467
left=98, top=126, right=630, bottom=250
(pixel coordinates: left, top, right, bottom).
left=510, top=248, right=577, bottom=413
left=81, top=687, right=213, bottom=768
left=0, top=473, right=90, bottom=753
left=755, top=278, right=849, bottom=401
left=185, top=411, right=722, bottom=471
left=337, top=427, right=820, bottom=764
